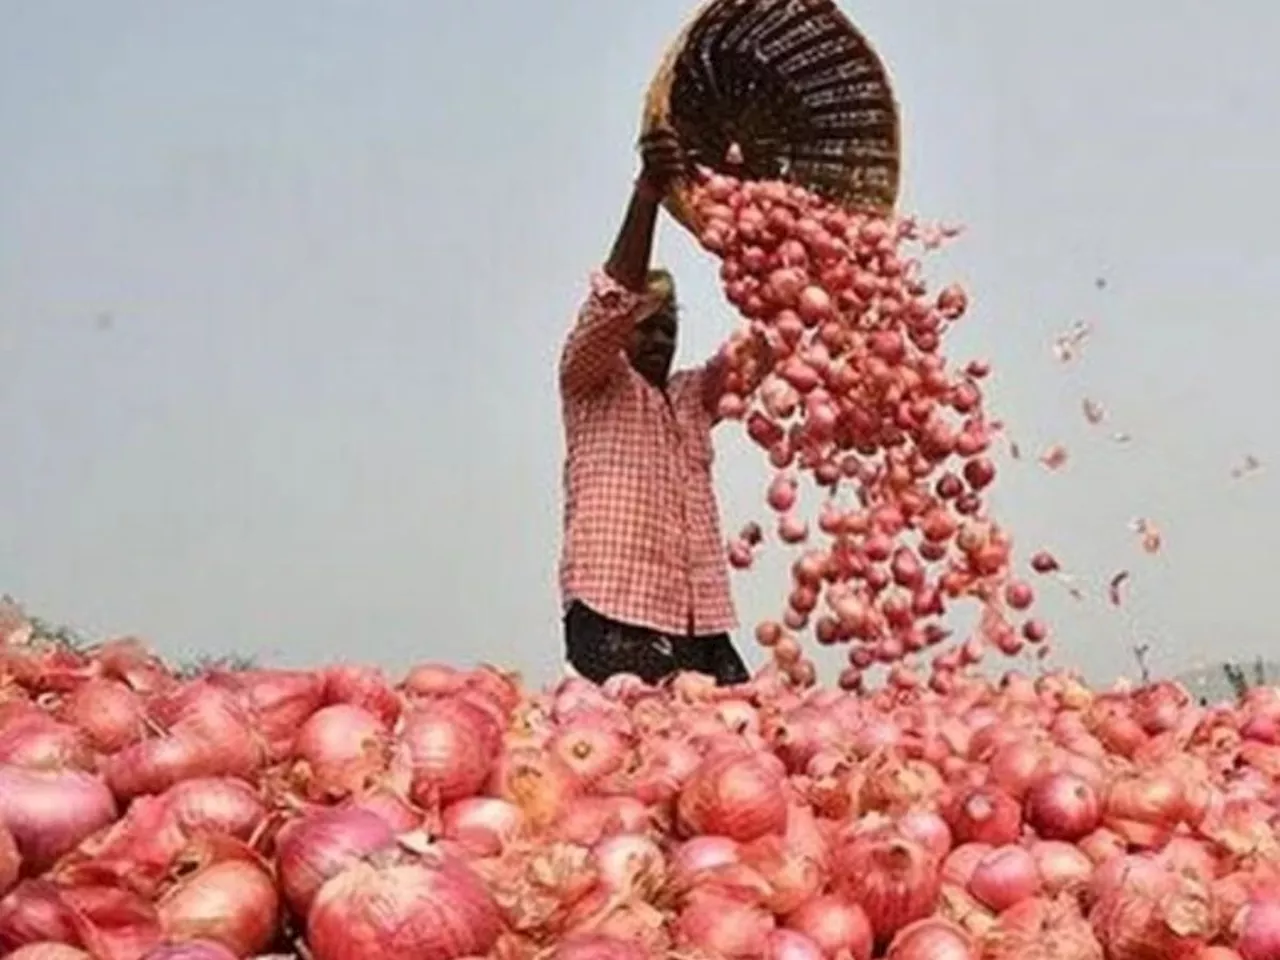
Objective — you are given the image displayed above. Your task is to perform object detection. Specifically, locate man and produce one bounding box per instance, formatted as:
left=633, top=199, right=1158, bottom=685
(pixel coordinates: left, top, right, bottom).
left=557, top=130, right=769, bottom=687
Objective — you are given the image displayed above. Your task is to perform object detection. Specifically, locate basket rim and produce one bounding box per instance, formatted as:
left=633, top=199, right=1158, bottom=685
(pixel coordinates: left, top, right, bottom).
left=640, top=0, right=903, bottom=234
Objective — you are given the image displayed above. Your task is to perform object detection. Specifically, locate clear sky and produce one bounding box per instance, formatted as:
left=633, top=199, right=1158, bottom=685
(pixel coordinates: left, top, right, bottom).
left=3, top=1, right=1278, bottom=687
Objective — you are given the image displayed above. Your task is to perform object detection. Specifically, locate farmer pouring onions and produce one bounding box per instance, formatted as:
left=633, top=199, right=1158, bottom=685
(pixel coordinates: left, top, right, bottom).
left=557, top=129, right=770, bottom=687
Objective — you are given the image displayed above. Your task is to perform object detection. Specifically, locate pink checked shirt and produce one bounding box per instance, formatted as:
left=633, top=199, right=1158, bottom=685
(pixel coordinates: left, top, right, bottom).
left=558, top=271, right=737, bottom=638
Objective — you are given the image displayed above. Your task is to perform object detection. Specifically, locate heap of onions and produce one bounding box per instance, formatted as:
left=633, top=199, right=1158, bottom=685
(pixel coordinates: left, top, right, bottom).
left=2, top=610, right=1280, bottom=960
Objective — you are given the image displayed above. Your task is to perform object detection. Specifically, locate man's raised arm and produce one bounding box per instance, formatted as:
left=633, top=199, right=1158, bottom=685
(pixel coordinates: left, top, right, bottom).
left=559, top=130, right=687, bottom=398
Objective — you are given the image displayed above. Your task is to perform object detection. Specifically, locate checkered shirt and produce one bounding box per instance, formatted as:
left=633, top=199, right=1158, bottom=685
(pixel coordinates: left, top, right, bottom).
left=557, top=270, right=737, bottom=638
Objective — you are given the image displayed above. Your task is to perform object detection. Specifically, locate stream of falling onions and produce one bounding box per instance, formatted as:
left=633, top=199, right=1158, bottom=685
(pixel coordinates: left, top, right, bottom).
left=689, top=167, right=1052, bottom=693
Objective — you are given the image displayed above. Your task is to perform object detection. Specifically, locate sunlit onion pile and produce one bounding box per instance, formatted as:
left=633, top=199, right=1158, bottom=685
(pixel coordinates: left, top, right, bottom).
left=692, top=168, right=1057, bottom=691
left=2, top=625, right=1280, bottom=960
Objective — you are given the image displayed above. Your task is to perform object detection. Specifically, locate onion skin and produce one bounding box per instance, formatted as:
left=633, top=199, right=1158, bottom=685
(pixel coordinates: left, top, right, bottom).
left=307, top=859, right=502, bottom=960
left=0, top=715, right=95, bottom=772
left=1029, top=840, right=1093, bottom=898
left=56, top=679, right=145, bottom=753
left=0, top=765, right=117, bottom=872
left=676, top=888, right=776, bottom=958
left=983, top=896, right=1103, bottom=960
left=1089, top=860, right=1214, bottom=960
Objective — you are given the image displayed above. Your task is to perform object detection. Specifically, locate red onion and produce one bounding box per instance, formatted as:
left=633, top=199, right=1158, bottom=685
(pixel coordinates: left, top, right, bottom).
left=676, top=888, right=776, bottom=957
left=987, top=740, right=1052, bottom=800
left=56, top=679, right=144, bottom=753
left=767, top=929, right=825, bottom=960
left=0, top=880, right=75, bottom=953
left=946, top=785, right=1022, bottom=846
left=548, top=719, right=629, bottom=787
left=0, top=765, right=117, bottom=871
left=834, top=831, right=941, bottom=945
left=677, top=751, right=788, bottom=842
left=885, top=918, right=976, bottom=960
left=402, top=698, right=500, bottom=805
left=898, top=808, right=953, bottom=861
left=323, top=664, right=401, bottom=728
left=783, top=894, right=873, bottom=960
left=307, top=856, right=501, bottom=960
left=402, top=662, right=467, bottom=698
left=344, top=785, right=424, bottom=834
left=104, top=695, right=264, bottom=800
left=460, top=665, right=520, bottom=716
left=0, top=715, right=94, bottom=772
left=487, top=747, right=579, bottom=830
left=157, top=857, right=279, bottom=956
left=1103, top=770, right=1185, bottom=849
left=968, top=845, right=1040, bottom=913
left=293, top=704, right=390, bottom=799
left=1025, top=771, right=1100, bottom=841
left=1233, top=898, right=1280, bottom=960
left=441, top=797, right=525, bottom=858
left=771, top=707, right=844, bottom=773
left=163, top=777, right=265, bottom=840
left=276, top=807, right=397, bottom=918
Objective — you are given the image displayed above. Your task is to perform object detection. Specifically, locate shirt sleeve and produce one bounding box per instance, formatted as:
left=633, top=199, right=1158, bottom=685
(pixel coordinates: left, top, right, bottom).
left=559, top=271, right=645, bottom=398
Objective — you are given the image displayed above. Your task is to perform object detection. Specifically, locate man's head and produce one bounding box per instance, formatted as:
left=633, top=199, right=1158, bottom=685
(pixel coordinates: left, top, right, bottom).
left=628, top=268, right=678, bottom=388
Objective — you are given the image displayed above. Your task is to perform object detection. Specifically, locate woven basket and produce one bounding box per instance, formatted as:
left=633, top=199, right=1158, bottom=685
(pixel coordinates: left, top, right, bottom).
left=642, top=0, right=901, bottom=235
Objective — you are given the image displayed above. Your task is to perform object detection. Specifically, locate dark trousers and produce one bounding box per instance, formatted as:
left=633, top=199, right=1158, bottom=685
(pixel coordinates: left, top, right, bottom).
left=563, top=601, right=750, bottom=687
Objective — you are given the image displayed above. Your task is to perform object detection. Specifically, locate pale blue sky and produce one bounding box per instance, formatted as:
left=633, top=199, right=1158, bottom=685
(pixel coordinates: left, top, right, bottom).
left=3, top=1, right=1278, bottom=686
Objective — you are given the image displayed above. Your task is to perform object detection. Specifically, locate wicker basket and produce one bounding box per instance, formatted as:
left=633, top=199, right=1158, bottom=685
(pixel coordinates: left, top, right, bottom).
left=641, top=0, right=901, bottom=235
